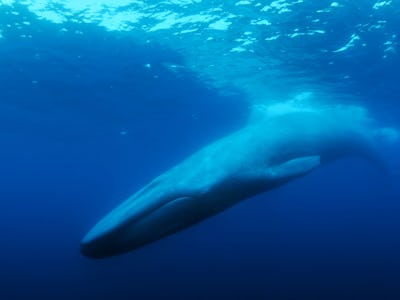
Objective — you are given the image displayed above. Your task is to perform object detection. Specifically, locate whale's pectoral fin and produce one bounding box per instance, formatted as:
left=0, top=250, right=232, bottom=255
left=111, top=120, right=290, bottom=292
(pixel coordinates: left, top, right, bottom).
left=269, top=155, right=321, bottom=180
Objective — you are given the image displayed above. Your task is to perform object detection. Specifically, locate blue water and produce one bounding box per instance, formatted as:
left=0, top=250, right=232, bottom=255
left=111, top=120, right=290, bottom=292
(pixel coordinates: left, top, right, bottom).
left=1, top=2, right=400, bottom=300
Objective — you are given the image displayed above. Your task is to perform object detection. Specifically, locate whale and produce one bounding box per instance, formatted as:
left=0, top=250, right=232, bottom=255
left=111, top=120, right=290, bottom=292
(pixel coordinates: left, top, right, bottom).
left=81, top=103, right=389, bottom=258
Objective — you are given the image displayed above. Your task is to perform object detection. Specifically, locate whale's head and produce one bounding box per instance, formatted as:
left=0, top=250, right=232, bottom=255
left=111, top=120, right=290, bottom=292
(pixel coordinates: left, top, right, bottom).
left=81, top=165, right=236, bottom=258
left=79, top=162, right=226, bottom=260
left=80, top=192, right=201, bottom=258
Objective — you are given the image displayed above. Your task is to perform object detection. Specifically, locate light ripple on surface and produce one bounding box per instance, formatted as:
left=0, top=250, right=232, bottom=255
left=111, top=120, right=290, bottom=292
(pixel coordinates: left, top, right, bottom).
left=1, top=0, right=398, bottom=103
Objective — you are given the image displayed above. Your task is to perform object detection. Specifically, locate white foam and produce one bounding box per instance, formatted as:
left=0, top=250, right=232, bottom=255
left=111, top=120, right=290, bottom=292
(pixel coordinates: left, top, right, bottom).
left=251, top=19, right=271, bottom=26
left=235, top=0, right=252, bottom=5
left=208, top=19, right=232, bottom=30
left=0, top=0, right=15, bottom=5
left=373, top=1, right=392, bottom=10
left=249, top=92, right=375, bottom=133
left=333, top=33, right=361, bottom=53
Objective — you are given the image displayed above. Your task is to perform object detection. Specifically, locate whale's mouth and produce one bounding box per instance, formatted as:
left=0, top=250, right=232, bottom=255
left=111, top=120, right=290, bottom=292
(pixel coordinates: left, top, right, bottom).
left=80, top=196, right=193, bottom=258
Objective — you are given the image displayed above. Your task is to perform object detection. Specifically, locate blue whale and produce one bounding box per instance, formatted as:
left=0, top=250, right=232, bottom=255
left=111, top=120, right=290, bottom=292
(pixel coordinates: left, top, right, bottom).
left=81, top=104, right=387, bottom=258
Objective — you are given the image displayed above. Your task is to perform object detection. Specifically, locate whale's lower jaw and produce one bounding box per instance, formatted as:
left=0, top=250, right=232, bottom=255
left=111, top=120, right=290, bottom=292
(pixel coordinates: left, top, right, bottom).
left=81, top=194, right=223, bottom=258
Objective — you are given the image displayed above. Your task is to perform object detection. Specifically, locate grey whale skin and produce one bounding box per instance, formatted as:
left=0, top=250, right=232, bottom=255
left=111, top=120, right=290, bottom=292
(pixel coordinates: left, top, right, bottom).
left=81, top=106, right=382, bottom=258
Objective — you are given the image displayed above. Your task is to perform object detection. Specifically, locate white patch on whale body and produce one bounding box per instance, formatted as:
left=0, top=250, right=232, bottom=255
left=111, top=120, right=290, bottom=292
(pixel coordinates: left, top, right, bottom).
left=251, top=96, right=372, bottom=127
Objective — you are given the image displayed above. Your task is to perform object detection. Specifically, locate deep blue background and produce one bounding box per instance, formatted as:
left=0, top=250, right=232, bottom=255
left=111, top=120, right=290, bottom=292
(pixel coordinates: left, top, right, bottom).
left=1, top=5, right=400, bottom=300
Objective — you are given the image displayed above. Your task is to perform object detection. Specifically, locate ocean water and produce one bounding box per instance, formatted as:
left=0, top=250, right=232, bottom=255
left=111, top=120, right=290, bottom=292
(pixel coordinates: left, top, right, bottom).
left=1, top=1, right=399, bottom=299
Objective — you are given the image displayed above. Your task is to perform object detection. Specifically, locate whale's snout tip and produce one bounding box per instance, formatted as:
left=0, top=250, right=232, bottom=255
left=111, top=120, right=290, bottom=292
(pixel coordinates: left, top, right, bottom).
left=80, top=241, right=96, bottom=258
left=80, top=236, right=117, bottom=259
left=80, top=212, right=127, bottom=258
left=80, top=228, right=118, bottom=259
left=80, top=235, right=102, bottom=259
